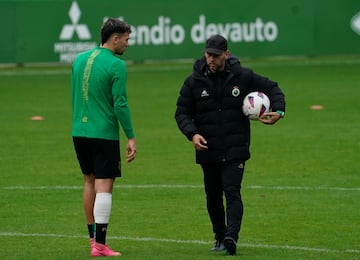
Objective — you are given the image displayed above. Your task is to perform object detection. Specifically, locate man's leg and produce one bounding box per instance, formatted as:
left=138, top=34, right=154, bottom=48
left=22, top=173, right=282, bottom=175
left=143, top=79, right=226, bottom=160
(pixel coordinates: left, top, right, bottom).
left=201, top=164, right=226, bottom=244
left=222, top=161, right=245, bottom=255
left=93, top=178, right=115, bottom=245
left=91, top=178, right=121, bottom=257
left=83, top=174, right=96, bottom=240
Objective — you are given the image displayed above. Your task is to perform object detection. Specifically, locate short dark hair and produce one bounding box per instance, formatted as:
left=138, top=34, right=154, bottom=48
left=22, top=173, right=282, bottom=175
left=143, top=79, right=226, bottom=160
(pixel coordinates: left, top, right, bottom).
left=101, top=18, right=132, bottom=44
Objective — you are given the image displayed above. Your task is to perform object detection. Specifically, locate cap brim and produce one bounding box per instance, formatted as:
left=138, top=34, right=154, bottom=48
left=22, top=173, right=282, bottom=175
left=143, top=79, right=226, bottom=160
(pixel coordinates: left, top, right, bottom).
left=204, top=48, right=224, bottom=55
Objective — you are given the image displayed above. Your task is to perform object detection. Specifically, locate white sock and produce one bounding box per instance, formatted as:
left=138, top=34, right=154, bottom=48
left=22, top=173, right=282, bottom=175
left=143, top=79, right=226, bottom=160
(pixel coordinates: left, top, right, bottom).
left=94, top=193, right=112, bottom=223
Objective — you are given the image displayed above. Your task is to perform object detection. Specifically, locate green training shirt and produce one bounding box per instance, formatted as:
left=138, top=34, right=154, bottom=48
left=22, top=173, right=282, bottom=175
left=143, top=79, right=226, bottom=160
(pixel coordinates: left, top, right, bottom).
left=71, top=46, right=135, bottom=140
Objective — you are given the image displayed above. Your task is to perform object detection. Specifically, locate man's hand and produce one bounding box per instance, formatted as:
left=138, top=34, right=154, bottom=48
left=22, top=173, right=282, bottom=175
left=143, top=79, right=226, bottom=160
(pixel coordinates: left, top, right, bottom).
left=192, top=134, right=208, bottom=151
left=126, top=138, right=137, bottom=163
left=259, top=112, right=281, bottom=125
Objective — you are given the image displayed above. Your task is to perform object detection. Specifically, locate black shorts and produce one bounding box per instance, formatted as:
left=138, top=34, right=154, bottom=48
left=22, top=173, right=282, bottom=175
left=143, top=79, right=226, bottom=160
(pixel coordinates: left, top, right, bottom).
left=73, top=137, right=121, bottom=179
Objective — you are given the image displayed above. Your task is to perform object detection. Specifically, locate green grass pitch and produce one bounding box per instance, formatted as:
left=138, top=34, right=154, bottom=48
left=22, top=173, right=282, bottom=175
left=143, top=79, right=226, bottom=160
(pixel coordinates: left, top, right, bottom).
left=0, top=56, right=359, bottom=259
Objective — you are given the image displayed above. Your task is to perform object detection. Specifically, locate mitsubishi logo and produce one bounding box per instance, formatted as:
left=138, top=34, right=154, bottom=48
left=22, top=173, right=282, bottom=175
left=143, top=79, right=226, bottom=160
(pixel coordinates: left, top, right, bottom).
left=54, top=0, right=96, bottom=63
left=60, top=1, right=91, bottom=40
left=351, top=11, right=360, bottom=35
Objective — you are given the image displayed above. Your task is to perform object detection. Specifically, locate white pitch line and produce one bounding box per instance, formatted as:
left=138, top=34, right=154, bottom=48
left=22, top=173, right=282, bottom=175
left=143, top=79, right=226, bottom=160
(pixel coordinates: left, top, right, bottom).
left=1, top=185, right=360, bottom=191
left=0, top=232, right=358, bottom=254
left=247, top=185, right=360, bottom=191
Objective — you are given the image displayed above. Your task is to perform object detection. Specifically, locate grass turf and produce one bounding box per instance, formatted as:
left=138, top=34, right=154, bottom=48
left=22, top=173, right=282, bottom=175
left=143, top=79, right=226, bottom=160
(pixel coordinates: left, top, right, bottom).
left=0, top=56, right=359, bottom=259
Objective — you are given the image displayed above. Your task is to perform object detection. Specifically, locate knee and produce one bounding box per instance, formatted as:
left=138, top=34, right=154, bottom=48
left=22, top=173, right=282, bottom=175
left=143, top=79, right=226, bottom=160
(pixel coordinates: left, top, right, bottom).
left=84, top=174, right=95, bottom=186
left=224, top=186, right=241, bottom=201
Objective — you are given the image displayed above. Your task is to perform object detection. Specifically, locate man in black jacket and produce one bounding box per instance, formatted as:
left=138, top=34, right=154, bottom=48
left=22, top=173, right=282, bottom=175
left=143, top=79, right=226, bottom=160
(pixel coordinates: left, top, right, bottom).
left=174, top=35, right=285, bottom=256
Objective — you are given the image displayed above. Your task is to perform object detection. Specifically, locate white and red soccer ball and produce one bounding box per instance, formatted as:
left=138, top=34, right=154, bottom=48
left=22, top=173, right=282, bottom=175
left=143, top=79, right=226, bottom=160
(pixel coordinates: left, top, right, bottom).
left=242, top=91, right=270, bottom=120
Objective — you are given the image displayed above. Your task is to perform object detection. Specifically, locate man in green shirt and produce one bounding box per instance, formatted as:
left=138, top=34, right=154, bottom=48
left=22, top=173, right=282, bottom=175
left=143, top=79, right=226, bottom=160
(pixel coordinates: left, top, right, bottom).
left=71, top=18, right=136, bottom=257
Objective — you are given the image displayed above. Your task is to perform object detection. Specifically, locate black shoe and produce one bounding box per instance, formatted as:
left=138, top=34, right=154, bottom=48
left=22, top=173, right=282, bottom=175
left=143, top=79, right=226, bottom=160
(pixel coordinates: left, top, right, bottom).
left=211, top=240, right=225, bottom=251
left=224, top=237, right=237, bottom=256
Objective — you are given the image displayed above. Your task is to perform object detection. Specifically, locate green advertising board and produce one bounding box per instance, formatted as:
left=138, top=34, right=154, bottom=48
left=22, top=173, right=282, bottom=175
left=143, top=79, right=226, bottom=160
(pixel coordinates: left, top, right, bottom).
left=0, top=0, right=360, bottom=64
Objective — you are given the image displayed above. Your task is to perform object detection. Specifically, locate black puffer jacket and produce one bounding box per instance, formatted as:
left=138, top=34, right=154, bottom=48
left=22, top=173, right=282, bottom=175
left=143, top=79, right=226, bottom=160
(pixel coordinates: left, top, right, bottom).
left=175, top=56, right=285, bottom=164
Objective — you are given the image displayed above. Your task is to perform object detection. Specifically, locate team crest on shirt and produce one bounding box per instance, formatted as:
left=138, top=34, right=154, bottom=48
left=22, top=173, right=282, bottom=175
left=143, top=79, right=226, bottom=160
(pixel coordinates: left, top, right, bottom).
left=232, top=86, right=240, bottom=97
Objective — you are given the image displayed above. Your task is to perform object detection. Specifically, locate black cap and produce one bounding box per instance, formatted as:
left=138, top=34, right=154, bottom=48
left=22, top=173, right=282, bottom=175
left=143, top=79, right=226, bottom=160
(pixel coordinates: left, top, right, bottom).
left=204, top=35, right=228, bottom=55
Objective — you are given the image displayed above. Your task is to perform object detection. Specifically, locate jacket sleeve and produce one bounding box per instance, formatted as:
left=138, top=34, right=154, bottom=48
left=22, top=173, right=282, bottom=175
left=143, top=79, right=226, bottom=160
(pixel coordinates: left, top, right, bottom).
left=248, top=69, right=286, bottom=112
left=174, top=77, right=200, bottom=141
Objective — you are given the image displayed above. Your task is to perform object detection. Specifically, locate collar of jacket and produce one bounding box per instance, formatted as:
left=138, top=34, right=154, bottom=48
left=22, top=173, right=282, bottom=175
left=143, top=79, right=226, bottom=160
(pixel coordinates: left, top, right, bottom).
left=192, top=55, right=242, bottom=78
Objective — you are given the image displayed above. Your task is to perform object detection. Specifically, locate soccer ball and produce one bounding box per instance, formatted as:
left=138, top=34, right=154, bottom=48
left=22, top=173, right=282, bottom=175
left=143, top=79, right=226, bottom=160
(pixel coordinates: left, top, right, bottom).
left=242, top=91, right=270, bottom=120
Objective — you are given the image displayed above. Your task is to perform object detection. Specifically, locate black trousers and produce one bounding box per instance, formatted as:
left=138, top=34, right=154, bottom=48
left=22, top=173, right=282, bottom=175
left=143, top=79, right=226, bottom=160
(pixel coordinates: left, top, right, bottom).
left=201, top=161, right=245, bottom=242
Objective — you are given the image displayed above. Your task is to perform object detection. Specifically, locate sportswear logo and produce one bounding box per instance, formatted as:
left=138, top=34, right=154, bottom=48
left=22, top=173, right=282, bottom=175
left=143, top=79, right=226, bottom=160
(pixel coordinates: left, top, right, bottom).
left=351, top=11, right=360, bottom=35
left=201, top=90, right=209, bottom=97
left=59, top=0, right=91, bottom=40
